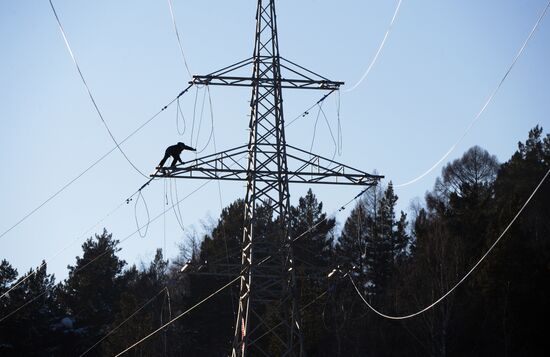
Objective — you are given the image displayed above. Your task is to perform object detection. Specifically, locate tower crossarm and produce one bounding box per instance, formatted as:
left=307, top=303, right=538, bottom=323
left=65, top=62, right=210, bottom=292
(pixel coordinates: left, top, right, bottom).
left=191, top=57, right=344, bottom=90
left=151, top=144, right=383, bottom=187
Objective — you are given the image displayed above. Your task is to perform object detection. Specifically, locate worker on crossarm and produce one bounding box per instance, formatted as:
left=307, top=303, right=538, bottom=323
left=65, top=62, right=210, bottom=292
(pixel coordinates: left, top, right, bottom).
left=157, top=142, right=196, bottom=168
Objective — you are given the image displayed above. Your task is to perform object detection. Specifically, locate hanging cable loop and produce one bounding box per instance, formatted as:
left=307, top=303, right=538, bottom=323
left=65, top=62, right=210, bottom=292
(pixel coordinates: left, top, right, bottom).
left=134, top=190, right=150, bottom=238
left=176, top=97, right=186, bottom=135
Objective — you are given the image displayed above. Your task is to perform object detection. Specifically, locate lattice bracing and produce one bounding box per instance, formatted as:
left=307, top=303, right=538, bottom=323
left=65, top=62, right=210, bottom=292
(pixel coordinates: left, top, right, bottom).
left=153, top=144, right=382, bottom=188
left=152, top=0, right=382, bottom=355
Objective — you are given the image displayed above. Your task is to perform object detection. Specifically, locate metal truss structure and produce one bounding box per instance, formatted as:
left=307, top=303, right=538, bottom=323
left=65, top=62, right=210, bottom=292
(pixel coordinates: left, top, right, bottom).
left=152, top=144, right=381, bottom=188
left=153, top=1, right=382, bottom=355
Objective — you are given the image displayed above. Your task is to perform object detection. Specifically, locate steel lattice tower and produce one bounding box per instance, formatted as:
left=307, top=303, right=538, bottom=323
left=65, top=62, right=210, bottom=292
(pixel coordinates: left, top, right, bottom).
left=153, top=1, right=382, bottom=355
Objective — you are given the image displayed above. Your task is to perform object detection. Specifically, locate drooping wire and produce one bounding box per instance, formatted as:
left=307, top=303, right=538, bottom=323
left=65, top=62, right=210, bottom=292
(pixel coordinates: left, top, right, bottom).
left=169, top=179, right=186, bottom=232
left=48, top=0, right=148, bottom=179
left=194, top=77, right=208, bottom=149
left=194, top=86, right=215, bottom=154
left=190, top=85, right=199, bottom=146
left=395, top=0, right=550, bottom=188
left=134, top=190, right=150, bottom=238
left=336, top=89, right=343, bottom=155
left=345, top=0, right=403, bottom=93
left=109, top=177, right=376, bottom=355
left=166, top=0, right=193, bottom=79
left=309, top=102, right=338, bottom=161
left=0, top=82, right=192, bottom=242
left=318, top=104, right=338, bottom=161
left=350, top=167, right=550, bottom=320
left=78, top=287, right=168, bottom=356
left=176, top=97, right=186, bottom=135
left=309, top=103, right=323, bottom=152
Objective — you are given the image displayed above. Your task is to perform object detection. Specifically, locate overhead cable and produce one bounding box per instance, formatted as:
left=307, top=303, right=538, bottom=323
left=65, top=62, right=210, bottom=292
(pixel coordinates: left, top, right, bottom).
left=190, top=86, right=199, bottom=146
left=395, top=0, right=550, bottom=188
left=79, top=287, right=169, bottom=356
left=114, top=276, right=240, bottom=356
left=0, top=167, right=221, bottom=319
left=176, top=97, right=186, bottom=135
left=0, top=290, right=47, bottom=323
left=169, top=178, right=186, bottom=232
left=350, top=167, right=550, bottom=320
left=0, top=197, right=129, bottom=301
left=167, top=0, right=193, bottom=78
left=193, top=86, right=215, bottom=154
left=286, top=90, right=336, bottom=128
left=345, top=0, right=403, bottom=93
left=336, top=89, right=343, bottom=155
left=48, top=0, right=148, bottom=179
left=0, top=151, right=247, bottom=321
left=0, top=85, right=192, bottom=242
left=292, top=186, right=374, bottom=243
left=134, top=190, right=150, bottom=238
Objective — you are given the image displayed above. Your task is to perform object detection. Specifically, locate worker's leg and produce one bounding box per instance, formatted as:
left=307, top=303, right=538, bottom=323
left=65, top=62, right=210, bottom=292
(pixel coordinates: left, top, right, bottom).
left=170, top=155, right=180, bottom=167
left=158, top=152, right=170, bottom=168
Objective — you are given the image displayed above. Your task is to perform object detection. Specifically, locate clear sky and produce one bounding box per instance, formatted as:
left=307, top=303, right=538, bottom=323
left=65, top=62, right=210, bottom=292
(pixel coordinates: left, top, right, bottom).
left=1, top=0, right=549, bottom=280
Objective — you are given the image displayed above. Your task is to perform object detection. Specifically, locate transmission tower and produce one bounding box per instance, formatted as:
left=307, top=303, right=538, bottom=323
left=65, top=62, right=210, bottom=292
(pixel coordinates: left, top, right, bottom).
left=153, top=1, right=382, bottom=355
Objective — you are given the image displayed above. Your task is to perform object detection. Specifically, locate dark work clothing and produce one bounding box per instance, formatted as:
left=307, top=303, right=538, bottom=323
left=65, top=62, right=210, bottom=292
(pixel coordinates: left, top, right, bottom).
left=158, top=142, right=196, bottom=168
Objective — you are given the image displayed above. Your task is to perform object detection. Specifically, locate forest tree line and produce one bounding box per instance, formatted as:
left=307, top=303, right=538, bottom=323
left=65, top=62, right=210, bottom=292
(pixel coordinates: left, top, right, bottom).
left=1, top=127, right=549, bottom=356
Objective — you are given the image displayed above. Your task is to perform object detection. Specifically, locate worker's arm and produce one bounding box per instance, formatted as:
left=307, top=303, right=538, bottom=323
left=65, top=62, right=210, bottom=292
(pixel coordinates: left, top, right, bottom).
left=183, top=144, right=197, bottom=151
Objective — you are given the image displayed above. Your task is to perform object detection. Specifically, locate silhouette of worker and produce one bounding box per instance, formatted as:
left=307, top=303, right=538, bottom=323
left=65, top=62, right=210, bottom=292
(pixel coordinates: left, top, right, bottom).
left=157, top=142, right=196, bottom=168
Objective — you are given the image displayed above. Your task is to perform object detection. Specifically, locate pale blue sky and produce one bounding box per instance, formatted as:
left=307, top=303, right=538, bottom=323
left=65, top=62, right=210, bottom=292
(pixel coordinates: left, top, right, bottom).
left=1, top=0, right=549, bottom=280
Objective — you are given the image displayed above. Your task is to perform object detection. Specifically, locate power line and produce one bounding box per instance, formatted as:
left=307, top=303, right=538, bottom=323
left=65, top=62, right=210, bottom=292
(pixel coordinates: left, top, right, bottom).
left=0, top=85, right=193, bottom=242
left=167, top=0, right=193, bottom=79
left=79, top=286, right=169, bottom=357
left=0, top=290, right=47, bottom=324
left=169, top=178, right=186, bottom=232
left=0, top=154, right=245, bottom=319
left=114, top=276, right=240, bottom=357
left=345, top=0, right=403, bottom=93
left=395, top=0, right=550, bottom=188
left=0, top=196, right=130, bottom=301
left=176, top=97, right=187, bottom=135
left=110, top=182, right=375, bottom=354
left=286, top=90, right=336, bottom=128
left=48, top=0, right=148, bottom=179
left=0, top=180, right=203, bottom=320
left=134, top=190, right=151, bottom=238
left=350, top=167, right=550, bottom=320
left=2, top=90, right=365, bottom=334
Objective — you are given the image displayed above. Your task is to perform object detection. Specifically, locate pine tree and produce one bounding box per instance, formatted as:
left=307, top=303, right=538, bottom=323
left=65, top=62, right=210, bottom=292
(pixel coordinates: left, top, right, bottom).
left=291, top=188, right=335, bottom=278
left=0, top=260, right=57, bottom=355
left=57, top=229, right=126, bottom=355
left=100, top=249, right=175, bottom=356
left=289, top=189, right=335, bottom=355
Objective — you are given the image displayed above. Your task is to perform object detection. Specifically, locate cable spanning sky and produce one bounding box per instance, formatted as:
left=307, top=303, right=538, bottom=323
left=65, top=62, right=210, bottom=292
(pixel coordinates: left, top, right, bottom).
left=1, top=0, right=549, bottom=280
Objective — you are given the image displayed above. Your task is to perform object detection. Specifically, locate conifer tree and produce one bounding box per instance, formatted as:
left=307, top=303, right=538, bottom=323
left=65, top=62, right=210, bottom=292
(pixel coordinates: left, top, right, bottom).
left=0, top=260, right=57, bottom=355
left=57, top=229, right=126, bottom=355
